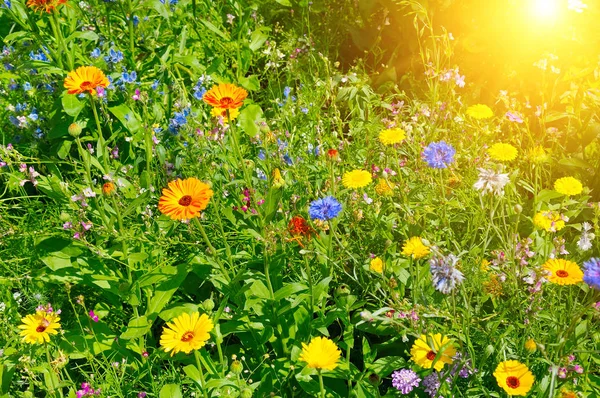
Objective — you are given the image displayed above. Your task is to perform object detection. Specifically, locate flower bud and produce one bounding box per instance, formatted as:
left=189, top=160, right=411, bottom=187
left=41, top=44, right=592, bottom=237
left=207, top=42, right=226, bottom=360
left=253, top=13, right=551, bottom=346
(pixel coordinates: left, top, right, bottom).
left=240, top=388, right=252, bottom=398
left=230, top=360, right=243, bottom=375
left=514, top=204, right=523, bottom=214
left=335, top=284, right=351, bottom=296
left=68, top=122, right=83, bottom=138
left=59, top=212, right=71, bottom=222
left=202, top=299, right=215, bottom=312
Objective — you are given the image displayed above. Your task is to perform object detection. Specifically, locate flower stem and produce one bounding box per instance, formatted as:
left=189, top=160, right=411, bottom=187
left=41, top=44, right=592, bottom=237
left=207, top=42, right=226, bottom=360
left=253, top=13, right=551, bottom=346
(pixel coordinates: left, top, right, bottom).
left=194, top=350, right=209, bottom=398
left=89, top=96, right=109, bottom=172
left=318, top=370, right=325, bottom=398
left=126, top=0, right=135, bottom=65
left=192, top=217, right=231, bottom=282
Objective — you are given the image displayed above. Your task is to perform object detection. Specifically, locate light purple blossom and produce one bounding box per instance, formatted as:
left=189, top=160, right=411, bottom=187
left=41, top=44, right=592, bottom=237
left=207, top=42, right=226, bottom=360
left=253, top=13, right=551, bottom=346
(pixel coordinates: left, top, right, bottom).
left=391, top=369, right=420, bottom=394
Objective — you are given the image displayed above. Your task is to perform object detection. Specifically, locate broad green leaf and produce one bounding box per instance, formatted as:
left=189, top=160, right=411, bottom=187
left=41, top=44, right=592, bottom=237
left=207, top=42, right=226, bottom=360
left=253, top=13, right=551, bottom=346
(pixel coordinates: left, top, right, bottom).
left=159, top=384, right=182, bottom=398
left=108, top=104, right=142, bottom=133
left=249, top=29, right=269, bottom=51
left=200, top=19, right=228, bottom=40
left=238, top=104, right=264, bottom=136
left=62, top=94, right=85, bottom=117
left=120, top=316, right=151, bottom=339
left=146, top=265, right=189, bottom=316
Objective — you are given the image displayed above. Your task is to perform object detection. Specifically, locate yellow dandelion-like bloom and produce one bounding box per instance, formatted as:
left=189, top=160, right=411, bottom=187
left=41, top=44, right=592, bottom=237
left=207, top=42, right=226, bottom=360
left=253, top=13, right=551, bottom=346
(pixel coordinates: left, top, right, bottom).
left=272, top=168, right=284, bottom=188
left=378, top=128, right=406, bottom=146
left=487, top=143, right=518, bottom=162
left=481, top=259, right=490, bottom=272
left=528, top=145, right=549, bottom=163
left=410, top=334, right=456, bottom=371
left=160, top=312, right=214, bottom=356
left=533, top=210, right=566, bottom=232
left=203, top=83, right=248, bottom=109
left=402, top=237, right=430, bottom=259
left=375, top=179, right=395, bottom=196
left=554, top=177, right=583, bottom=196
left=210, top=107, right=240, bottom=123
left=342, top=170, right=372, bottom=189
left=64, top=66, right=109, bottom=96
left=466, top=104, right=494, bottom=120
left=370, top=257, right=383, bottom=273
left=158, top=178, right=214, bottom=221
left=524, top=339, right=536, bottom=353
left=18, top=311, right=61, bottom=345
left=299, top=336, right=341, bottom=370
left=542, top=259, right=583, bottom=285
left=560, top=389, right=577, bottom=398
left=493, top=360, right=535, bottom=396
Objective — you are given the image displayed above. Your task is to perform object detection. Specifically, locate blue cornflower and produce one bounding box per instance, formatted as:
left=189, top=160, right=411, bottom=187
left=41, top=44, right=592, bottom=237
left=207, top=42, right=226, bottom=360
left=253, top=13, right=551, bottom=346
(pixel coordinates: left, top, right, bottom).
left=309, top=196, right=342, bottom=221
left=422, top=141, right=456, bottom=169
left=90, top=48, right=101, bottom=58
left=583, top=258, right=600, bottom=290
left=429, top=253, right=464, bottom=294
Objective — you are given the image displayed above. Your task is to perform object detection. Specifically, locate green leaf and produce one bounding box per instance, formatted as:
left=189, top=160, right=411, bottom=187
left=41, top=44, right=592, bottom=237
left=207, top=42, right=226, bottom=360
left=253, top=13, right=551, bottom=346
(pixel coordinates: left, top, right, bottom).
left=159, top=384, right=182, bottom=398
left=108, top=104, right=142, bottom=133
left=274, top=283, right=307, bottom=301
left=183, top=365, right=202, bottom=386
left=238, top=104, right=264, bottom=136
left=200, top=19, right=229, bottom=40
left=62, top=94, right=85, bottom=117
left=239, top=75, right=260, bottom=91
left=249, top=29, right=269, bottom=51
left=368, top=356, right=405, bottom=377
left=0, top=363, right=15, bottom=395
left=120, top=316, right=151, bottom=340
left=57, top=139, right=73, bottom=160
left=65, top=31, right=99, bottom=43
left=146, top=265, right=189, bottom=317
left=151, top=0, right=169, bottom=18
left=275, top=0, right=292, bottom=6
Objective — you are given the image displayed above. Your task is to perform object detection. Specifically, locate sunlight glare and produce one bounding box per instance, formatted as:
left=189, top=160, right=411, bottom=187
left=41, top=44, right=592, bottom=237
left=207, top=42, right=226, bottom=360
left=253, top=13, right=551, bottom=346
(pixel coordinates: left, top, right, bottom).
left=531, top=0, right=560, bottom=20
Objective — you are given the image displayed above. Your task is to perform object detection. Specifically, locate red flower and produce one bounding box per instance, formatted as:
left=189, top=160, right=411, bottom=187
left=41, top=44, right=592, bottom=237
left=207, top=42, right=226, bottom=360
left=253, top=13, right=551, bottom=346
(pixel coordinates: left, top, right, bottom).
left=327, top=149, right=339, bottom=159
left=288, top=215, right=313, bottom=238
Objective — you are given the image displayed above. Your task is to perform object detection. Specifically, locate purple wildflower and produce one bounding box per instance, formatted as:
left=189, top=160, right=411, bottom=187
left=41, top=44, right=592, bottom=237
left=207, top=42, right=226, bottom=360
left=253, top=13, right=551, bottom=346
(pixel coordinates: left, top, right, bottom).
left=391, top=369, right=421, bottom=394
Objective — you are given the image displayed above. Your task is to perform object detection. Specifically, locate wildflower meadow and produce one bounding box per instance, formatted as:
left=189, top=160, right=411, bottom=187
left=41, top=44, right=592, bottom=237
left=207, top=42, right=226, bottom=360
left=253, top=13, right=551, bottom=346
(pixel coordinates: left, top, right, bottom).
left=1, top=0, right=600, bottom=396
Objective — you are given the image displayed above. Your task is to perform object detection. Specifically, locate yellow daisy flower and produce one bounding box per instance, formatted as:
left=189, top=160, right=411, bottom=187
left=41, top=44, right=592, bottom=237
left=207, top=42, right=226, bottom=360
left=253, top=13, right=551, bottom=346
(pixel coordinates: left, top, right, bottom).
left=369, top=257, right=383, bottom=273
left=342, top=170, right=372, bottom=189
left=378, top=128, right=406, bottom=146
left=554, top=177, right=583, bottom=196
left=18, top=310, right=61, bottom=345
left=160, top=312, right=214, bottom=356
left=272, top=168, right=285, bottom=188
left=487, top=143, right=517, bottom=162
left=466, top=104, right=494, bottom=120
left=375, top=178, right=395, bottom=196
left=401, top=237, right=430, bottom=259
left=493, top=360, right=535, bottom=396
left=524, top=338, right=536, bottom=353
left=542, top=259, right=583, bottom=285
left=533, top=210, right=566, bottom=232
left=158, top=178, right=214, bottom=221
left=528, top=145, right=549, bottom=163
left=410, top=334, right=456, bottom=371
left=299, top=336, right=341, bottom=370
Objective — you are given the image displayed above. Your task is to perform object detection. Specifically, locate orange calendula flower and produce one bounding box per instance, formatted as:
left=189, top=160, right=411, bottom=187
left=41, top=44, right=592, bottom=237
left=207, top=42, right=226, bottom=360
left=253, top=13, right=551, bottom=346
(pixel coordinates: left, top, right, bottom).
left=64, top=66, right=109, bottom=96
left=542, top=259, right=583, bottom=285
left=203, top=83, right=248, bottom=109
left=27, top=0, right=67, bottom=12
left=102, top=182, right=115, bottom=196
left=158, top=177, right=213, bottom=220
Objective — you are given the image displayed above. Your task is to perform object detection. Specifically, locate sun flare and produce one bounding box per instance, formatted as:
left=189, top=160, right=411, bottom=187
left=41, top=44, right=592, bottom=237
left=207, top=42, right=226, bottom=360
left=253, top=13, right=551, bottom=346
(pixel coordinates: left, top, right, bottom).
left=531, top=0, right=560, bottom=20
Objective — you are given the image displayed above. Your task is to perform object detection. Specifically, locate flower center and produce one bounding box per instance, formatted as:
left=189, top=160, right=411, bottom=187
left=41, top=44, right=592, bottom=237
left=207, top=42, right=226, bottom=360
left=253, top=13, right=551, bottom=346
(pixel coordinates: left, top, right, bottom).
left=178, top=195, right=193, bottom=206
left=219, top=97, right=234, bottom=107
left=556, top=269, right=569, bottom=278
left=36, top=325, right=47, bottom=333
left=506, top=376, right=520, bottom=389
left=426, top=350, right=436, bottom=361
left=180, top=331, right=195, bottom=342
left=80, top=81, right=95, bottom=92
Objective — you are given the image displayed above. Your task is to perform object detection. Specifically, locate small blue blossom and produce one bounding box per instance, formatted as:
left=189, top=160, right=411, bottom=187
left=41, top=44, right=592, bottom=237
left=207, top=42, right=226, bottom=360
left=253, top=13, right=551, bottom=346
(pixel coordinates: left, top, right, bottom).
left=583, top=258, right=600, bottom=290
left=309, top=196, right=342, bottom=221
left=257, top=168, right=267, bottom=180
left=104, top=48, right=124, bottom=64
left=151, top=80, right=160, bottom=90
left=283, top=154, right=293, bottom=166
left=258, top=149, right=266, bottom=161
left=283, top=86, right=291, bottom=98
left=23, top=82, right=32, bottom=91
left=429, top=254, right=464, bottom=294
left=422, top=141, right=456, bottom=169
left=90, top=48, right=101, bottom=58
